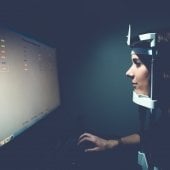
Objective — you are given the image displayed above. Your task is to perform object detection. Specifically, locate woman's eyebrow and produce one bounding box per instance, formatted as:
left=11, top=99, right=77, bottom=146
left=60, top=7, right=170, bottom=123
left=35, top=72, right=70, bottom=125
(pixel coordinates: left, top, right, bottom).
left=132, top=58, right=141, bottom=62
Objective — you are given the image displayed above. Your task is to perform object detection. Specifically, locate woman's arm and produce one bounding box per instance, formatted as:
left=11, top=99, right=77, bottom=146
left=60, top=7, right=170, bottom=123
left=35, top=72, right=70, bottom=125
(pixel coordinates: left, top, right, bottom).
left=118, top=133, right=140, bottom=145
left=78, top=133, right=140, bottom=152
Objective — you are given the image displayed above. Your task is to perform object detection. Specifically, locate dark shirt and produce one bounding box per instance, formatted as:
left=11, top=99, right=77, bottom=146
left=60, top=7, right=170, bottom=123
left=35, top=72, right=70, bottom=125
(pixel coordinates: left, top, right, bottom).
left=139, top=113, right=170, bottom=168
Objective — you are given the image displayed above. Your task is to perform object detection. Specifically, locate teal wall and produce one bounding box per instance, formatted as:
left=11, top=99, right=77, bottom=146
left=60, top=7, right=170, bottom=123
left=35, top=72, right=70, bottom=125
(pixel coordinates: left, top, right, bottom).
left=58, top=25, right=137, bottom=136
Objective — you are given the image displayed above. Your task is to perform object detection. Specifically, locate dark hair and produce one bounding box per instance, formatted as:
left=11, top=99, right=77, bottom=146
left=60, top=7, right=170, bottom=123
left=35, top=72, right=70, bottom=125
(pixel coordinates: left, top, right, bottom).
left=155, top=32, right=170, bottom=110
left=142, top=31, right=170, bottom=110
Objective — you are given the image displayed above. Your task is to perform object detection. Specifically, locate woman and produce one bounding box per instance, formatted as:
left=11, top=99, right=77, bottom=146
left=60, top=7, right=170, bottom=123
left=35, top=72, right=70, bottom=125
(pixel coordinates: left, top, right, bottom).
left=78, top=27, right=170, bottom=169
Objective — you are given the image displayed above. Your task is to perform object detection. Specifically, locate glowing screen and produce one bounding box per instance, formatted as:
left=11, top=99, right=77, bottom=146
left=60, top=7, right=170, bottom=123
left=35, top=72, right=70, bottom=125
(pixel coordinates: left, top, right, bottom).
left=0, top=27, right=60, bottom=146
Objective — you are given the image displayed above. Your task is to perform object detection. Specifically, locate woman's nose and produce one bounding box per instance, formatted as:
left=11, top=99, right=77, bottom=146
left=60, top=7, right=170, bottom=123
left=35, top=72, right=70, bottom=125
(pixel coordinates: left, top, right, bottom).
left=126, top=66, right=134, bottom=78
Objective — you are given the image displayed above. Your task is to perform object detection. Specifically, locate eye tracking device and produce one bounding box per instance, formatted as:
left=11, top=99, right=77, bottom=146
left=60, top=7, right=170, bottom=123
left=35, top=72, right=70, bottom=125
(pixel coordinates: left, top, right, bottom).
left=127, top=25, right=157, bottom=111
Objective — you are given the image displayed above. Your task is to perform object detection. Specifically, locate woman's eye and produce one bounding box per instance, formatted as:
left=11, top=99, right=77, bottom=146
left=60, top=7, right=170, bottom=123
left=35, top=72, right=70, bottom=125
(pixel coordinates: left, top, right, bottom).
left=135, top=62, right=141, bottom=66
left=133, top=59, right=142, bottom=66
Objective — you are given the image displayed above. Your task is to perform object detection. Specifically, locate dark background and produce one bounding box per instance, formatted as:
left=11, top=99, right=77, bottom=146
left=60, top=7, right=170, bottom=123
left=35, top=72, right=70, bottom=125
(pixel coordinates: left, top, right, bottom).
left=0, top=0, right=170, bottom=169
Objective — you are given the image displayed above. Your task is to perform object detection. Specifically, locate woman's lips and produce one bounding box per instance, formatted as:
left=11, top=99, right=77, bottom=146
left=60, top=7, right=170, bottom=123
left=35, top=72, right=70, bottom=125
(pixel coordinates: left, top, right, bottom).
left=132, top=83, right=137, bottom=87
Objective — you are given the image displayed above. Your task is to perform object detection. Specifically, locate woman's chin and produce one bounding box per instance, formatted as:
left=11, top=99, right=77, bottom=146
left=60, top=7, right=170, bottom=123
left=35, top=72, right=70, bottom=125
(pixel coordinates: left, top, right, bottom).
left=134, top=89, right=149, bottom=96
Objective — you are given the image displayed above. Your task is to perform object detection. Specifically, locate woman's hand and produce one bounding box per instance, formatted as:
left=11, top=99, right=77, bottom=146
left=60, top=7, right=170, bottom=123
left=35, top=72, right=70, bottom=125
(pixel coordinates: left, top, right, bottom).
left=77, top=132, right=119, bottom=152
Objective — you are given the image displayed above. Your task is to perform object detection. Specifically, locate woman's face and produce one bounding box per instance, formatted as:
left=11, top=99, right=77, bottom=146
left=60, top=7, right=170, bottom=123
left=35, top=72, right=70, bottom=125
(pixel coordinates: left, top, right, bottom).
left=126, top=54, right=150, bottom=96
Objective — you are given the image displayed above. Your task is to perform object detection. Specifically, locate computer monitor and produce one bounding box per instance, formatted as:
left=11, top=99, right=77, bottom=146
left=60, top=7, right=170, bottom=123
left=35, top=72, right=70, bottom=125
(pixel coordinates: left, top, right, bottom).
left=0, top=26, right=60, bottom=146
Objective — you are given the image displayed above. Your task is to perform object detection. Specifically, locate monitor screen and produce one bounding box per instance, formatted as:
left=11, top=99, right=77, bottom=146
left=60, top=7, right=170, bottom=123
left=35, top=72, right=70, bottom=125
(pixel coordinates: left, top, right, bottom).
left=0, top=26, right=60, bottom=146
